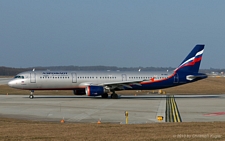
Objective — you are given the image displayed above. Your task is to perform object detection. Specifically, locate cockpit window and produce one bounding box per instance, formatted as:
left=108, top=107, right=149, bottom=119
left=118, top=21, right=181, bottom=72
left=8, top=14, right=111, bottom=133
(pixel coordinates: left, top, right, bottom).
left=14, top=76, right=24, bottom=79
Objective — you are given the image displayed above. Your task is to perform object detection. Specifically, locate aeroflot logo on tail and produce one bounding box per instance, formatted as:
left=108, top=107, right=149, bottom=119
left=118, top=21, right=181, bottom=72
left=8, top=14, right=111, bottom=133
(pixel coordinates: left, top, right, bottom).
left=181, top=50, right=203, bottom=66
left=174, top=49, right=204, bottom=72
left=42, top=72, right=68, bottom=74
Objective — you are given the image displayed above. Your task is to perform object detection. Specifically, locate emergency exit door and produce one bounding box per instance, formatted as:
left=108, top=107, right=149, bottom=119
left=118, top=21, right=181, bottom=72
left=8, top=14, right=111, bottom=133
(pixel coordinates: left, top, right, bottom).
left=72, top=73, right=77, bottom=83
left=30, top=73, right=36, bottom=83
left=122, top=74, right=127, bottom=81
left=174, top=73, right=179, bottom=83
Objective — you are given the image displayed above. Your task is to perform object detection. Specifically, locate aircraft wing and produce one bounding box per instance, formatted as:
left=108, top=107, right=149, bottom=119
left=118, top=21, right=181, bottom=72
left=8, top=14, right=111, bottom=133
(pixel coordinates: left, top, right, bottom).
left=98, top=80, right=147, bottom=89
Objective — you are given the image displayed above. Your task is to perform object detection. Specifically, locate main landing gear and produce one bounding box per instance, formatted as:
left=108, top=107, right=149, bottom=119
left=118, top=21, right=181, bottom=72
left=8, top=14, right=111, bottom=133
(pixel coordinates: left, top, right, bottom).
left=110, top=91, right=118, bottom=99
left=29, top=90, right=34, bottom=99
left=101, top=91, right=119, bottom=99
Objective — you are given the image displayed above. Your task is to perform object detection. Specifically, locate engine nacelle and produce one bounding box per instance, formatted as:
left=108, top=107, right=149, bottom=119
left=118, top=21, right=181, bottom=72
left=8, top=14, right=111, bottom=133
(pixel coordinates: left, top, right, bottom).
left=85, top=86, right=107, bottom=96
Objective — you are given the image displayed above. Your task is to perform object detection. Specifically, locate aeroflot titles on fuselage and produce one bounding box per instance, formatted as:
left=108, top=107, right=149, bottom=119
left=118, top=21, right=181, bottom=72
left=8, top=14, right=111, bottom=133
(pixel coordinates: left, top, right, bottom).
left=42, top=72, right=68, bottom=74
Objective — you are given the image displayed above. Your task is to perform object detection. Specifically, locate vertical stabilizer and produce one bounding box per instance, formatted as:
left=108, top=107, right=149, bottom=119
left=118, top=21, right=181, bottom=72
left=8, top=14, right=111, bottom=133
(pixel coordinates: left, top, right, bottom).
left=175, top=45, right=204, bottom=73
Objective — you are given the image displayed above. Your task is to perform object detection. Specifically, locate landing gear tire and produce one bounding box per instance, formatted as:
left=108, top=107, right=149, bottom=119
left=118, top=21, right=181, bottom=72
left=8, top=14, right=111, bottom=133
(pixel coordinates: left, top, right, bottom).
left=29, top=95, right=34, bottom=99
left=111, top=93, right=118, bottom=99
left=101, top=93, right=108, bottom=98
left=29, top=90, right=34, bottom=99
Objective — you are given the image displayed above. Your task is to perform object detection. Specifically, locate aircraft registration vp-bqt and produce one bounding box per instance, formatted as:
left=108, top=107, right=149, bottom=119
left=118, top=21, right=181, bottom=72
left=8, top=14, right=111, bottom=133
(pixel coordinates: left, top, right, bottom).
left=8, top=45, right=207, bottom=99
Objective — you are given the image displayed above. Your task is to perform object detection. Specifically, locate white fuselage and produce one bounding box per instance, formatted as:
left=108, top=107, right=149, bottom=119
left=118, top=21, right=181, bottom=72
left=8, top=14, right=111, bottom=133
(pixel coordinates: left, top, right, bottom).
left=8, top=70, right=173, bottom=90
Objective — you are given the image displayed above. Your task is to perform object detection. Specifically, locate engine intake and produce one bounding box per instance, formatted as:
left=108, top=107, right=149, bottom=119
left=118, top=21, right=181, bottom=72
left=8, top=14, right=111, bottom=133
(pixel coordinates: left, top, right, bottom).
left=85, top=86, right=108, bottom=96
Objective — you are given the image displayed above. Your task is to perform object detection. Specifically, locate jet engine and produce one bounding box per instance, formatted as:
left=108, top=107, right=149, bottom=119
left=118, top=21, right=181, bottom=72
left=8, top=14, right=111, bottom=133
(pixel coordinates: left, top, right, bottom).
left=85, top=86, right=109, bottom=96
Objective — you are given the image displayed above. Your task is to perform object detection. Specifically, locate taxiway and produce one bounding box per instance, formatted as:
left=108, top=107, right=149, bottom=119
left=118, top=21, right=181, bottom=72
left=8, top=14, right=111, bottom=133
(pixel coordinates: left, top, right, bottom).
left=0, top=94, right=224, bottom=123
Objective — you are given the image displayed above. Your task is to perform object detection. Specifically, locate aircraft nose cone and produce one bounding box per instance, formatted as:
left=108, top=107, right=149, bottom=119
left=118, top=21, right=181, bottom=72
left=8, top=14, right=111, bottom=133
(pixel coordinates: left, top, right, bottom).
left=8, top=80, right=15, bottom=87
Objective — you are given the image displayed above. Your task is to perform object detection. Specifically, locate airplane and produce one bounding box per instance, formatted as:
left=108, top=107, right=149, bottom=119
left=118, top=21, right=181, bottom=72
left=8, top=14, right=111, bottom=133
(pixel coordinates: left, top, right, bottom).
left=8, top=44, right=207, bottom=99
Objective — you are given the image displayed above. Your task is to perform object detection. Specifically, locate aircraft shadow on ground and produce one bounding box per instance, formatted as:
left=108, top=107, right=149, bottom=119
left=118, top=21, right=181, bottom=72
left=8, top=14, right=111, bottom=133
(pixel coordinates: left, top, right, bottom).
left=22, top=95, right=222, bottom=99
left=22, top=96, right=163, bottom=100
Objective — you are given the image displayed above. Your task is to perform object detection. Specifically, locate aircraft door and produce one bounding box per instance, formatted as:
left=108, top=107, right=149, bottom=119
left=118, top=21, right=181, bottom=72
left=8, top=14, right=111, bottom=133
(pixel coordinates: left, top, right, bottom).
left=30, top=73, right=36, bottom=83
left=72, top=73, right=77, bottom=83
left=122, top=74, right=127, bottom=81
left=174, top=73, right=179, bottom=83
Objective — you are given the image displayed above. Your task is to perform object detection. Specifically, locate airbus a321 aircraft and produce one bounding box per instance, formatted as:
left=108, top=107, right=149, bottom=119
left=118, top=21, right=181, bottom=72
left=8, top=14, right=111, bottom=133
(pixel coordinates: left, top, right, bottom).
left=8, top=45, right=207, bottom=99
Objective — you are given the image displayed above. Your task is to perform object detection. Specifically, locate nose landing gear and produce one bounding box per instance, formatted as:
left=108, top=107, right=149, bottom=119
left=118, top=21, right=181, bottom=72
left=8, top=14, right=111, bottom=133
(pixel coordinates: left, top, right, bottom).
left=29, top=90, right=34, bottom=99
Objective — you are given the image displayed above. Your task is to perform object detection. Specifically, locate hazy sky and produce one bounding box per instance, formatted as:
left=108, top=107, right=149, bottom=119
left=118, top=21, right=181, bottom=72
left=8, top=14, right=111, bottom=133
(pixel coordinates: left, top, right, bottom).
left=1, top=0, right=225, bottom=69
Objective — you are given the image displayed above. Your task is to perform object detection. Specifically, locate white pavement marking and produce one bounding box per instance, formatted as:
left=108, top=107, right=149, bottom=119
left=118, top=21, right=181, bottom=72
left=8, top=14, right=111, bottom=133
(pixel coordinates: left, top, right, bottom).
left=155, top=95, right=166, bottom=122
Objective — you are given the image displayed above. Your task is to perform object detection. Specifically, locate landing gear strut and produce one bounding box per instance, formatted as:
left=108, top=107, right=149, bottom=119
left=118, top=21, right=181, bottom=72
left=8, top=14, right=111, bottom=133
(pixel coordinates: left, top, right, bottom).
left=29, top=90, right=34, bottom=99
left=111, top=91, right=118, bottom=99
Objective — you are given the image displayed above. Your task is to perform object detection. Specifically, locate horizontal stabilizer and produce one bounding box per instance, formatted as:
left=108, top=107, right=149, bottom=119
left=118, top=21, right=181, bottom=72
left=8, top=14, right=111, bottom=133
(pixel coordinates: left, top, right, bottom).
left=186, top=74, right=207, bottom=81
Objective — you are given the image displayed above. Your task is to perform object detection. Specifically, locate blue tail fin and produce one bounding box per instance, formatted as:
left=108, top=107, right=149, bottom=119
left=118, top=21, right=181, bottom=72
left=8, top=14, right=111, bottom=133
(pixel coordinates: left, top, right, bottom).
left=175, top=45, right=204, bottom=73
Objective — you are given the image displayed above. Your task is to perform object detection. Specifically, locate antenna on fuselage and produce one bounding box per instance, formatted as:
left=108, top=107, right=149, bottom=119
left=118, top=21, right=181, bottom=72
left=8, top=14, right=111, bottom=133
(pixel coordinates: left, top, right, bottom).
left=32, top=68, right=35, bottom=71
